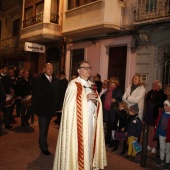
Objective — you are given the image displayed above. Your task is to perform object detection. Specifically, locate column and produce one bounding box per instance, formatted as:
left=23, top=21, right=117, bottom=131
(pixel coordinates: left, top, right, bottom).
left=43, top=0, right=52, bottom=23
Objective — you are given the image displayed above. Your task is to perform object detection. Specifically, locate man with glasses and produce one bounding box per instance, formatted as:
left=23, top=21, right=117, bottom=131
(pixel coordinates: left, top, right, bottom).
left=53, top=61, right=107, bottom=170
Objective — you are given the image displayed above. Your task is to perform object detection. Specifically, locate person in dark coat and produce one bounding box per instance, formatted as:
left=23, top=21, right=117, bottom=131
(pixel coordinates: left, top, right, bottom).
left=102, top=77, right=122, bottom=145
left=0, top=81, right=6, bottom=135
left=111, top=102, right=128, bottom=154
left=143, top=80, right=165, bottom=154
left=93, top=73, right=102, bottom=94
left=54, top=71, right=68, bottom=125
left=0, top=65, right=13, bottom=129
left=31, top=63, right=60, bottom=155
left=126, top=104, right=142, bottom=161
left=15, top=70, right=32, bottom=126
left=8, top=67, right=18, bottom=121
left=15, top=69, right=23, bottom=117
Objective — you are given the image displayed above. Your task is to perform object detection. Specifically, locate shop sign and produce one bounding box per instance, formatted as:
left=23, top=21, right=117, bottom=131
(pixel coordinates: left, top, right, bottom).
left=24, top=42, right=46, bottom=53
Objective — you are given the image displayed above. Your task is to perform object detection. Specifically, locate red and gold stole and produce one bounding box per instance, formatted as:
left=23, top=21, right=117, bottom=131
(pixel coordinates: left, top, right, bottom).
left=75, top=82, right=100, bottom=169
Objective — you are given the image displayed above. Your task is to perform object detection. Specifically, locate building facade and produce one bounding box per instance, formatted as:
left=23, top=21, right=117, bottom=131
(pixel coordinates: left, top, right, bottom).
left=0, top=0, right=64, bottom=75
left=0, top=0, right=169, bottom=92
left=62, top=0, right=170, bottom=92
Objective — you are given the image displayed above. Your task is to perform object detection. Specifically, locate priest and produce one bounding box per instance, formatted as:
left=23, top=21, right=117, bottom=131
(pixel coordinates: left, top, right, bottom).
left=53, top=61, right=107, bottom=170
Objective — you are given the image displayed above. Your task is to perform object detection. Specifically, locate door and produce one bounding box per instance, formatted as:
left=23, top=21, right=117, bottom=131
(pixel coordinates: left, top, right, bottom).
left=108, top=46, right=127, bottom=93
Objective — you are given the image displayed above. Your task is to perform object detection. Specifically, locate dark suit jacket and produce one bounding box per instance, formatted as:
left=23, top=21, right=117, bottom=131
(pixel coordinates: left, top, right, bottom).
left=31, top=74, right=60, bottom=117
left=58, top=78, right=68, bottom=110
left=0, top=74, right=11, bottom=94
left=15, top=78, right=32, bottom=98
left=0, top=81, right=5, bottom=111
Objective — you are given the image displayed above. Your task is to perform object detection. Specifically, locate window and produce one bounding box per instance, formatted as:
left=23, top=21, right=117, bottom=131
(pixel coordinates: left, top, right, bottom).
left=50, top=0, right=59, bottom=23
left=13, top=19, right=20, bottom=36
left=51, top=0, right=59, bottom=14
left=23, top=0, right=44, bottom=27
left=146, top=0, right=156, bottom=11
left=68, top=0, right=98, bottom=10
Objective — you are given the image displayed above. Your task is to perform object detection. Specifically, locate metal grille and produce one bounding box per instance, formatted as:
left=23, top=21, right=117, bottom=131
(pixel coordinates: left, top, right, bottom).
left=157, top=45, right=170, bottom=86
left=134, top=0, right=170, bottom=22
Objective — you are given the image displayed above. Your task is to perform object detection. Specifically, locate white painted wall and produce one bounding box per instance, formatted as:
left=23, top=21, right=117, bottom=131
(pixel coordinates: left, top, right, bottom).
left=65, top=36, right=136, bottom=91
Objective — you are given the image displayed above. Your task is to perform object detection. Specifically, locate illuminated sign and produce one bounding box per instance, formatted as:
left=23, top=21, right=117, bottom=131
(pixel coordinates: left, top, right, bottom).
left=24, top=42, right=45, bottom=53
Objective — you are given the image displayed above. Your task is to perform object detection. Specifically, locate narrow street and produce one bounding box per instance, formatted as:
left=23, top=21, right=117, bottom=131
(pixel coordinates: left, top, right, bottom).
left=0, top=115, right=158, bottom=170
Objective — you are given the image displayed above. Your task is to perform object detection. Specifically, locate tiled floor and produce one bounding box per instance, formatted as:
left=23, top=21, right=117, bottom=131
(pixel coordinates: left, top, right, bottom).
left=0, top=115, right=159, bottom=170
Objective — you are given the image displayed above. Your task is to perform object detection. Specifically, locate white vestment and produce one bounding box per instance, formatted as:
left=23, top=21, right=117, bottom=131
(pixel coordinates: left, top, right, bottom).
left=53, top=77, right=107, bottom=170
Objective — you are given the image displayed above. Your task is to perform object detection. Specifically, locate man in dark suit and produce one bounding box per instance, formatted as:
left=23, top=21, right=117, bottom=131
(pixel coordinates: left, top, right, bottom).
left=15, top=70, right=32, bottom=126
left=54, top=71, right=68, bottom=125
left=15, top=69, right=23, bottom=117
left=0, top=80, right=6, bottom=135
left=31, top=63, right=60, bottom=155
left=93, top=73, right=102, bottom=94
left=0, top=65, right=13, bottom=129
left=8, top=67, right=17, bottom=121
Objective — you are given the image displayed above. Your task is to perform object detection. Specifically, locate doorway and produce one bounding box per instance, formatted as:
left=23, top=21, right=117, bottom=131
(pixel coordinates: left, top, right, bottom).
left=108, top=46, right=127, bottom=93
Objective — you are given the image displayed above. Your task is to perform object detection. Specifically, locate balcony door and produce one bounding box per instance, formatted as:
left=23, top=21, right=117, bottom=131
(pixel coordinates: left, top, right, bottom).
left=108, top=46, right=127, bottom=93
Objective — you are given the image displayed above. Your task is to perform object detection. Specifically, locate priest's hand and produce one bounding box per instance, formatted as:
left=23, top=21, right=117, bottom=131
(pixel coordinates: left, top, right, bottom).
left=87, top=92, right=98, bottom=102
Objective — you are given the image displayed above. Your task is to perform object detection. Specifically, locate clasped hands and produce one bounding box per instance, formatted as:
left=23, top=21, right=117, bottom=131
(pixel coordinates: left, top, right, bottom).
left=87, top=92, right=98, bottom=103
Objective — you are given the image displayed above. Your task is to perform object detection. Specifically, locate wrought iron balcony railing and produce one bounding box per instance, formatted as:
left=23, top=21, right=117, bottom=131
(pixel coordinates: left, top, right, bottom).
left=134, top=1, right=170, bottom=22
left=23, top=13, right=59, bottom=28
left=23, top=13, right=43, bottom=28
left=50, top=13, right=59, bottom=24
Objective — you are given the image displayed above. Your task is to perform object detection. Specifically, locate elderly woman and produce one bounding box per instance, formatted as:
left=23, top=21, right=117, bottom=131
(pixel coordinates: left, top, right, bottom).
left=103, top=77, right=122, bottom=145
left=123, top=74, right=146, bottom=121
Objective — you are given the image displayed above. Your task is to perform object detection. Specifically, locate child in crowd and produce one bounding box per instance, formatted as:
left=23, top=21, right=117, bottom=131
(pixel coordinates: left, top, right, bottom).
left=155, top=100, right=170, bottom=170
left=111, top=102, right=128, bottom=155
left=126, top=104, right=142, bottom=161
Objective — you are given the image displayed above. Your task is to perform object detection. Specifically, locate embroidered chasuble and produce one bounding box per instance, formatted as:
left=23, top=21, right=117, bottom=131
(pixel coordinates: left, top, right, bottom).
left=53, top=77, right=107, bottom=170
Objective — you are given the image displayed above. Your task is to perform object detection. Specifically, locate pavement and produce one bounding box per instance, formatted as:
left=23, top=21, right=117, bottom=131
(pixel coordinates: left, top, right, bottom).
left=0, top=114, right=162, bottom=170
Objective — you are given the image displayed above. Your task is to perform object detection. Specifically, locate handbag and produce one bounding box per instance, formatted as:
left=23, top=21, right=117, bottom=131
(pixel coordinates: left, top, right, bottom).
left=132, top=140, right=142, bottom=153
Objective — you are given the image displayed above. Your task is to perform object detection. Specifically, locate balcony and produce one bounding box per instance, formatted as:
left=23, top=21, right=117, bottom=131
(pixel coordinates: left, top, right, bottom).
left=20, top=13, right=60, bottom=43
left=23, top=13, right=59, bottom=28
left=62, top=0, right=125, bottom=39
left=23, top=13, right=43, bottom=28
left=134, top=1, right=170, bottom=24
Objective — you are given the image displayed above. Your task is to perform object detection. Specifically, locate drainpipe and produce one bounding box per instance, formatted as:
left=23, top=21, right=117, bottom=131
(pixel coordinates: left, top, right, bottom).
left=60, top=38, right=66, bottom=71
left=59, top=0, right=66, bottom=71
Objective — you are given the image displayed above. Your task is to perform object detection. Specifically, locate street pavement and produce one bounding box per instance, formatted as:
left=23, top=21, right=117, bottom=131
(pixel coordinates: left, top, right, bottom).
left=0, top=115, right=160, bottom=170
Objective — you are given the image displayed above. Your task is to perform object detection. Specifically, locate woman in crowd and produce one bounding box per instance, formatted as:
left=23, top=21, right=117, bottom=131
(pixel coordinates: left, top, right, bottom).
left=103, top=77, right=122, bottom=145
left=122, top=74, right=146, bottom=121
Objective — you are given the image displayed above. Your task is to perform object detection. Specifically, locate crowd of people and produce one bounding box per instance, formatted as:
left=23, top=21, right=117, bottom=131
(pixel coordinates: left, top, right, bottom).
left=96, top=73, right=170, bottom=169
left=1, top=61, right=170, bottom=170
left=0, top=64, right=68, bottom=156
